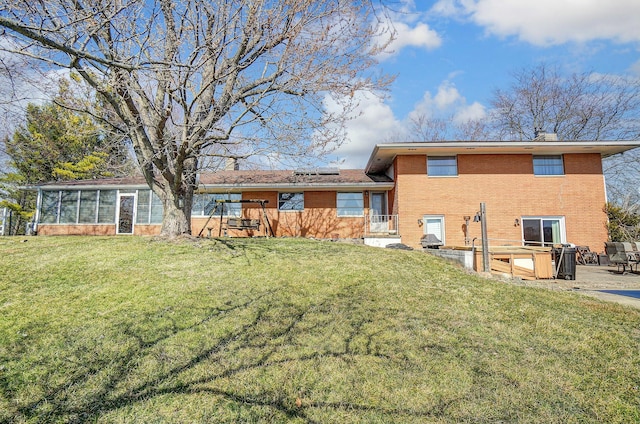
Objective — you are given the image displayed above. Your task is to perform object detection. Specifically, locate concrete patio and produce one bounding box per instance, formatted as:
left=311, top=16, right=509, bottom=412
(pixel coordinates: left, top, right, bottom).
left=519, top=264, right=640, bottom=308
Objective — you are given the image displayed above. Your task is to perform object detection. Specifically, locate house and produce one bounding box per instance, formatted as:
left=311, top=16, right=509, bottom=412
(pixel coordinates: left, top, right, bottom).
left=31, top=139, right=640, bottom=253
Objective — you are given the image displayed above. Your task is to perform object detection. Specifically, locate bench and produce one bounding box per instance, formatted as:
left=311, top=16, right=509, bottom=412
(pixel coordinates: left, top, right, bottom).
left=604, top=241, right=640, bottom=273
left=225, top=218, right=260, bottom=231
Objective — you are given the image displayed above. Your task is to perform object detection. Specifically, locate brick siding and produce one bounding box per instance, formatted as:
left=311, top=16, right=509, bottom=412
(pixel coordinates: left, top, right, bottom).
left=395, top=153, right=609, bottom=252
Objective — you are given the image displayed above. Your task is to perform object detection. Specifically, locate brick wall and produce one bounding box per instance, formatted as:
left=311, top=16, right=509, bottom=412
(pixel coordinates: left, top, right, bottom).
left=191, top=190, right=367, bottom=239
left=37, top=224, right=117, bottom=236
left=36, top=224, right=162, bottom=236
left=395, top=153, right=609, bottom=251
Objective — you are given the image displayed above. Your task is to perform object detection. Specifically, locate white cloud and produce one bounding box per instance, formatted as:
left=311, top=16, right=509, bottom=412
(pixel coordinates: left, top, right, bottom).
left=324, top=92, right=405, bottom=168
left=392, top=21, right=442, bottom=52
left=431, top=0, right=640, bottom=46
left=325, top=79, right=488, bottom=168
left=374, top=6, right=442, bottom=61
left=453, top=101, right=486, bottom=123
left=433, top=81, right=463, bottom=109
left=409, top=80, right=485, bottom=123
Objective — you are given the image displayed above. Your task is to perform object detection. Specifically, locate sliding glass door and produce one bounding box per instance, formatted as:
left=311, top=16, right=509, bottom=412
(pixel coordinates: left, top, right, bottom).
left=522, top=217, right=565, bottom=246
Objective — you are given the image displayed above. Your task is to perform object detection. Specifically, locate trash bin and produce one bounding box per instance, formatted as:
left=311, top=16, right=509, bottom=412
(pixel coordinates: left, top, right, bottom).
left=553, top=245, right=577, bottom=280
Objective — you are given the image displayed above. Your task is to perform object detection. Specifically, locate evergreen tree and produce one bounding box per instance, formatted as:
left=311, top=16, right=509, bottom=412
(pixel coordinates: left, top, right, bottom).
left=0, top=79, right=134, bottom=234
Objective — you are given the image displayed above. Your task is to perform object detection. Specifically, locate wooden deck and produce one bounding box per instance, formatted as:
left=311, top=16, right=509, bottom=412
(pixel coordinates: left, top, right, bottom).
left=441, top=245, right=554, bottom=280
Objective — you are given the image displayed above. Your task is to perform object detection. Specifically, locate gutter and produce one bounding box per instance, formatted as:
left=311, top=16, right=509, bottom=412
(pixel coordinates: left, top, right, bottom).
left=196, top=182, right=395, bottom=192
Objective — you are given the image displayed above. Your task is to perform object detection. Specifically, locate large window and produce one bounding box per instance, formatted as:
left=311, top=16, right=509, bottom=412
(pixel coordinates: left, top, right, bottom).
left=522, top=217, right=565, bottom=246
left=134, top=190, right=163, bottom=224
left=427, top=156, right=457, bottom=176
left=59, top=191, right=79, bottom=223
left=533, top=155, right=564, bottom=175
left=38, top=189, right=152, bottom=225
left=337, top=192, right=364, bottom=216
left=278, top=192, right=304, bottom=211
left=192, top=193, right=241, bottom=217
left=422, top=215, right=445, bottom=246
left=40, top=191, right=60, bottom=224
left=79, top=191, right=98, bottom=223
left=97, top=191, right=116, bottom=223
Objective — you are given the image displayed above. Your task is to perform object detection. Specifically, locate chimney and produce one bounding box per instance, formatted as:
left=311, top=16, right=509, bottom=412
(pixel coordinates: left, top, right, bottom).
left=534, top=129, right=558, bottom=141
left=225, top=157, right=239, bottom=171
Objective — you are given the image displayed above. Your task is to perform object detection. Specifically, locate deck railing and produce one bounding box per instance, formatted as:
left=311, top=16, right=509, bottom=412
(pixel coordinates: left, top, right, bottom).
left=365, top=214, right=398, bottom=236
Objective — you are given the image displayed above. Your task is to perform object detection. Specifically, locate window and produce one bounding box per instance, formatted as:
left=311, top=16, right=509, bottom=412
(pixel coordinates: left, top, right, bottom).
left=522, top=217, right=565, bottom=246
left=59, top=191, right=79, bottom=223
left=97, top=190, right=116, bottom=223
left=79, top=191, right=98, bottom=223
left=427, top=156, right=457, bottom=176
left=422, top=215, right=445, bottom=246
left=192, top=193, right=241, bottom=217
left=150, top=192, right=163, bottom=223
left=533, top=155, right=564, bottom=175
left=278, top=192, right=304, bottom=211
left=38, top=189, right=128, bottom=225
left=136, top=190, right=164, bottom=224
left=135, top=190, right=150, bottom=224
left=337, top=193, right=364, bottom=216
left=40, top=191, right=60, bottom=224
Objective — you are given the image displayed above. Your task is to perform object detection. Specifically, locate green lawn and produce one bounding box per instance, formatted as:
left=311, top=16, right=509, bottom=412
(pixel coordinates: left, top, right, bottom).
left=1, top=236, right=639, bottom=423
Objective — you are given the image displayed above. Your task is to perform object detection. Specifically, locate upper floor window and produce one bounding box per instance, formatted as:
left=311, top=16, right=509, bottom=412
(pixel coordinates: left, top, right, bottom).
left=427, top=156, right=457, bottom=176
left=337, top=192, right=364, bottom=216
left=278, top=192, right=304, bottom=211
left=533, top=155, right=564, bottom=176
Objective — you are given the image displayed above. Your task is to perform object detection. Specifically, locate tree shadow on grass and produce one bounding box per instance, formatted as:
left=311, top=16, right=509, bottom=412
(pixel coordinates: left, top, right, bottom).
left=3, top=282, right=450, bottom=423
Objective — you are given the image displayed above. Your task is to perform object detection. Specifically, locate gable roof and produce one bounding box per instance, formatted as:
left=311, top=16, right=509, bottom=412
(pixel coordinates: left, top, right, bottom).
left=197, top=169, right=392, bottom=191
left=34, top=170, right=393, bottom=192
left=365, top=140, right=640, bottom=174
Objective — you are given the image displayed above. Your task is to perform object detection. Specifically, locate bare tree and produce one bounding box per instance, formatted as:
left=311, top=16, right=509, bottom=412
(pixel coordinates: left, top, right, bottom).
left=408, top=113, right=489, bottom=141
left=408, top=114, right=447, bottom=141
left=0, top=0, right=393, bottom=236
left=489, top=63, right=640, bottom=141
left=490, top=63, right=640, bottom=219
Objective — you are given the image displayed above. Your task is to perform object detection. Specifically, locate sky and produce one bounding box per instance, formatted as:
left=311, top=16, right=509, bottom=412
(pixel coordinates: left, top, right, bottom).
left=329, top=0, right=640, bottom=168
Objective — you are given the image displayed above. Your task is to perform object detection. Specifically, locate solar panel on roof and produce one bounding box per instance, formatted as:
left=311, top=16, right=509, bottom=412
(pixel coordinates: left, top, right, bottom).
left=294, top=167, right=340, bottom=175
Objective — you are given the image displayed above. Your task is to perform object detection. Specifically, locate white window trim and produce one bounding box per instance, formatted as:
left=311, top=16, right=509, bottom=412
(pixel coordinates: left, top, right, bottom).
left=533, top=155, right=565, bottom=176
left=521, top=216, right=566, bottom=246
left=427, top=156, right=458, bottom=177
left=116, top=192, right=137, bottom=235
left=337, top=192, right=364, bottom=217
left=422, top=214, right=446, bottom=245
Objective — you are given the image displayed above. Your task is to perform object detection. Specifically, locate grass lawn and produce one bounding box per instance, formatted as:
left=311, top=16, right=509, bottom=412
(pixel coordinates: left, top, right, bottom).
left=1, top=236, right=639, bottom=423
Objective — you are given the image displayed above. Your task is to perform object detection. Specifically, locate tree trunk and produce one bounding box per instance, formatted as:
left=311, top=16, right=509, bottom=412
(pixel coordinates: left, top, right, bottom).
left=157, top=182, right=194, bottom=236
left=160, top=200, right=191, bottom=236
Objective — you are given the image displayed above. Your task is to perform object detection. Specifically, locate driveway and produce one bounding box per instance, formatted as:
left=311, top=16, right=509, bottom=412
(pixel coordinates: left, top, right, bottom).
left=519, top=264, right=640, bottom=308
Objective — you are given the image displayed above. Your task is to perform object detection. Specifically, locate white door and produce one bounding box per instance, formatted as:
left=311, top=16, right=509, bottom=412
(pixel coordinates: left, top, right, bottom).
left=370, top=192, right=388, bottom=233
left=423, top=215, right=445, bottom=246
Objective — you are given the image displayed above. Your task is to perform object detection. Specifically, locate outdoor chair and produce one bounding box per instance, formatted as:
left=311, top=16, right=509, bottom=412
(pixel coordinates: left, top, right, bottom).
left=625, top=242, right=640, bottom=263
left=605, top=242, right=639, bottom=273
left=576, top=246, right=598, bottom=265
